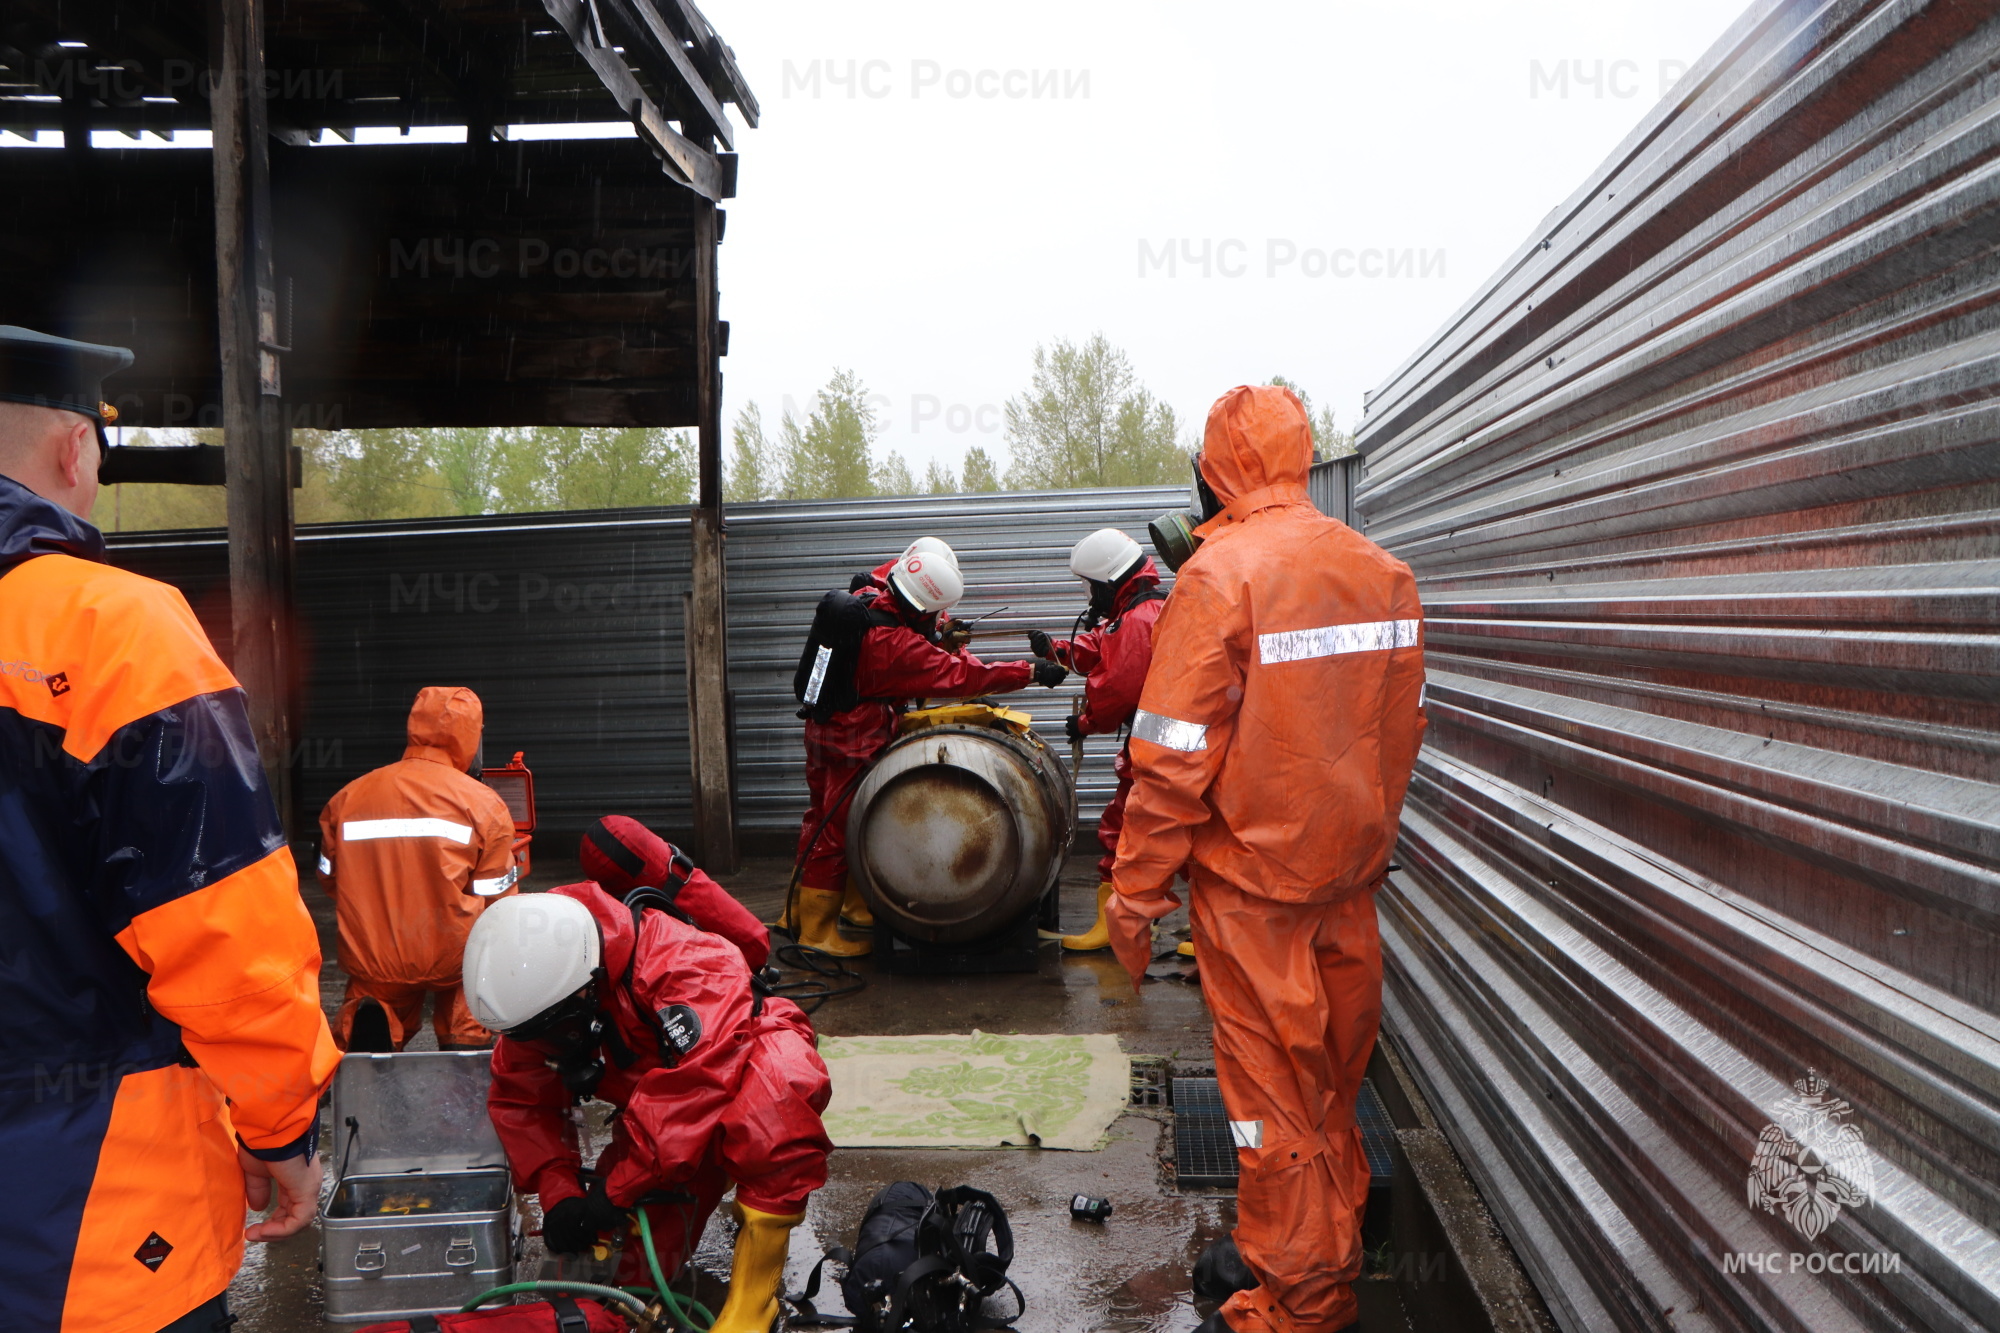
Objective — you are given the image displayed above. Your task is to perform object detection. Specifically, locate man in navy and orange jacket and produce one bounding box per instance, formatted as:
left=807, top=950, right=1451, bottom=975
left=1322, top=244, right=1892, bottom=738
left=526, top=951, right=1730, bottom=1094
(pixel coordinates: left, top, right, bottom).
left=0, top=327, right=338, bottom=1333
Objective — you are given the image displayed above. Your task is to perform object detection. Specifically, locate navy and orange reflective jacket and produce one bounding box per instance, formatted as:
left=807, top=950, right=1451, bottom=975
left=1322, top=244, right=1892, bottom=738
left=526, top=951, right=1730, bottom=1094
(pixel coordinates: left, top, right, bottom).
left=0, top=475, right=338, bottom=1333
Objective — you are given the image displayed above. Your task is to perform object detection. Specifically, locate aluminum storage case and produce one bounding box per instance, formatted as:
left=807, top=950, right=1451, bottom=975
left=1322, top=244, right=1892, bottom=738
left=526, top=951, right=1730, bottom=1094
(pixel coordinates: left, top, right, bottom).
left=321, top=1051, right=518, bottom=1323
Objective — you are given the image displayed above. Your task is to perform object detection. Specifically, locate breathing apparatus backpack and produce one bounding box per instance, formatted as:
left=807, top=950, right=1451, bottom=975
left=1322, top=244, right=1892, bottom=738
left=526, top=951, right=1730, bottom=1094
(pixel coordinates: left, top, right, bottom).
left=791, top=1182, right=1022, bottom=1332
left=794, top=589, right=901, bottom=723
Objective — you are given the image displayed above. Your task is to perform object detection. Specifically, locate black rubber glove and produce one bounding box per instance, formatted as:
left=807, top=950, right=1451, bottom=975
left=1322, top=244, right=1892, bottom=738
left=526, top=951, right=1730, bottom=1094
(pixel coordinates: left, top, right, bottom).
left=542, top=1180, right=625, bottom=1254
left=1032, top=660, right=1068, bottom=688
left=1063, top=714, right=1085, bottom=742
left=939, top=619, right=972, bottom=651
left=1027, top=629, right=1054, bottom=660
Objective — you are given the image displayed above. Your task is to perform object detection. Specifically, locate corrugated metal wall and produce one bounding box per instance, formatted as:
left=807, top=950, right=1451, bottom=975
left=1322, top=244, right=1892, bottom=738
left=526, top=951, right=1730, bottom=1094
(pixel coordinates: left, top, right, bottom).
left=106, top=486, right=1185, bottom=851
left=1352, top=1, right=2000, bottom=1330
left=112, top=509, right=699, bottom=839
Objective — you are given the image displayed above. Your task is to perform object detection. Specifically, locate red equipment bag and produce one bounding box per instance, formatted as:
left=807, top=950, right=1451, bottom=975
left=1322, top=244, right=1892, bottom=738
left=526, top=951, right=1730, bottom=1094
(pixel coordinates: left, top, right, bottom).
left=354, top=1297, right=626, bottom=1333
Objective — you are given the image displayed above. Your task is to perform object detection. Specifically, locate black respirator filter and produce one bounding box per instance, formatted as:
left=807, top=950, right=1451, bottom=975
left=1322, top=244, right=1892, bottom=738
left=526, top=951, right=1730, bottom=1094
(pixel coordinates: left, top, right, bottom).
left=1148, top=455, right=1224, bottom=573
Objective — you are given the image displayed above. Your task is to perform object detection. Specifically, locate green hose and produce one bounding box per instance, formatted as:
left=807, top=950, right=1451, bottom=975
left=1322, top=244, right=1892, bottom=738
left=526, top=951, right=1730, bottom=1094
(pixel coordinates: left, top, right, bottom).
left=462, top=1211, right=717, bottom=1329
left=637, top=1205, right=717, bottom=1330
left=460, top=1280, right=647, bottom=1317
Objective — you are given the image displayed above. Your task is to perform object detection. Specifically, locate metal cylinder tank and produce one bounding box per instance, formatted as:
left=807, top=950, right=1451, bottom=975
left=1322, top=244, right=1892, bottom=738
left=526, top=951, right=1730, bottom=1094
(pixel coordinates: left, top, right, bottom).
left=846, top=704, right=1075, bottom=945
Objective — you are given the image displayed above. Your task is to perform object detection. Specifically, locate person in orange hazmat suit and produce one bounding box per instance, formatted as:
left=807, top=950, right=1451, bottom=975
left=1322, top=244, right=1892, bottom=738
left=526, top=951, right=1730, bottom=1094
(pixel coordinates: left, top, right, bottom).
left=1106, top=385, right=1426, bottom=1333
left=317, top=686, right=521, bottom=1051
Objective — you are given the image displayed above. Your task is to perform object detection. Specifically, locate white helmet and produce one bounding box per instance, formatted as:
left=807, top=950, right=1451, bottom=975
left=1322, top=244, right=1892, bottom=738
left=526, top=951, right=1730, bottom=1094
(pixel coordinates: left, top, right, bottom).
left=902, top=536, right=956, bottom=566
left=889, top=542, right=965, bottom=612
left=462, top=894, right=601, bottom=1033
left=1070, top=528, right=1144, bottom=583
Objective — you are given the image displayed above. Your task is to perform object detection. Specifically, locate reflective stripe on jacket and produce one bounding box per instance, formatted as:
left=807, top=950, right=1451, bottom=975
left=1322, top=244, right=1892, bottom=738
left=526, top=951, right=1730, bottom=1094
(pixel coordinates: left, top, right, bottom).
left=317, top=687, right=518, bottom=987
left=1113, top=389, right=1427, bottom=905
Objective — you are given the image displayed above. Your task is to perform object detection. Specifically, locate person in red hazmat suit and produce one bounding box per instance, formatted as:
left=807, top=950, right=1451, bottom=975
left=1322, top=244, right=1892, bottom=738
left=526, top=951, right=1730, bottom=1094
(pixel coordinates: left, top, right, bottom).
left=1026, top=528, right=1168, bottom=951
left=317, top=686, right=519, bottom=1051
left=466, top=882, right=828, bottom=1333
left=1105, top=386, right=1427, bottom=1333
left=790, top=538, right=1067, bottom=955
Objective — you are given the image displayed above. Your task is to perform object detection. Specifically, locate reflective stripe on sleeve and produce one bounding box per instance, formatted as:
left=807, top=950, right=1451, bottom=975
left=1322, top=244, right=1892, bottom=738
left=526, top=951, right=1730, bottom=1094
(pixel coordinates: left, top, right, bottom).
left=1229, top=1120, right=1263, bottom=1149
left=340, top=817, right=474, bottom=844
left=1131, top=709, right=1208, bottom=752
left=317, top=854, right=332, bottom=875
left=1258, top=617, right=1420, bottom=665
left=471, top=866, right=520, bottom=897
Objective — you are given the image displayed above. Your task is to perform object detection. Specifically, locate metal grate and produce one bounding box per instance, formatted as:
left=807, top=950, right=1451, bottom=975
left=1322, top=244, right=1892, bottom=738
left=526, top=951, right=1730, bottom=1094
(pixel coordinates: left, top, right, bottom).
left=1129, top=1058, right=1170, bottom=1107
left=1356, top=1080, right=1395, bottom=1180
left=1170, top=1076, right=1224, bottom=1115
left=1172, top=1077, right=1397, bottom=1190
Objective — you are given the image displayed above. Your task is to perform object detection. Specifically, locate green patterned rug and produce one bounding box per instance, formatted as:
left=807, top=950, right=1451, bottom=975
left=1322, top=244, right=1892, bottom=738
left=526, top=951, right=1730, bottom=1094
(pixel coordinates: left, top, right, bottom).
left=819, top=1031, right=1130, bottom=1150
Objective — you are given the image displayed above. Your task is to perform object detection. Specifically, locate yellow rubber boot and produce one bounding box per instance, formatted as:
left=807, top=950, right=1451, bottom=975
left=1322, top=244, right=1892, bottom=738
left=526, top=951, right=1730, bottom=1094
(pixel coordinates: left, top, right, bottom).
left=767, top=895, right=794, bottom=935
left=796, top=885, right=871, bottom=956
left=839, top=876, right=876, bottom=931
left=1062, top=882, right=1116, bottom=952
left=708, top=1202, right=803, bottom=1333
left=1176, top=940, right=1196, bottom=958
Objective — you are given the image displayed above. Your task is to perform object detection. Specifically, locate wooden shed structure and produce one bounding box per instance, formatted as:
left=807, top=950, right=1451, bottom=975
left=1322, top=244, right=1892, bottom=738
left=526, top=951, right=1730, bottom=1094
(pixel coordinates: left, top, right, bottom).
left=0, top=0, right=756, bottom=864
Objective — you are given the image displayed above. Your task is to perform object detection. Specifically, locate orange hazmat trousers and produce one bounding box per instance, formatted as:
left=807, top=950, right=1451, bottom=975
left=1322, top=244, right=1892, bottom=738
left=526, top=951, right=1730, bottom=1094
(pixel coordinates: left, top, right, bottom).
left=1108, top=384, right=1426, bottom=1333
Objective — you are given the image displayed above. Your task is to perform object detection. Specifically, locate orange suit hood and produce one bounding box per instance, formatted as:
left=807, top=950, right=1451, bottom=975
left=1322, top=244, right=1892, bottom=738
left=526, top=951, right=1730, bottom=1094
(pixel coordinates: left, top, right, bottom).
left=405, top=685, right=483, bottom=770
left=1196, top=385, right=1315, bottom=532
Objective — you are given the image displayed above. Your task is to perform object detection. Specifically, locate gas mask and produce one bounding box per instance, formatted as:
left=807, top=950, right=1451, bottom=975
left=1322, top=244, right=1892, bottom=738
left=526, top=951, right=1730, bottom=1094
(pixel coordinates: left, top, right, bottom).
left=508, top=974, right=611, bottom=1102
left=1148, top=454, right=1224, bottom=572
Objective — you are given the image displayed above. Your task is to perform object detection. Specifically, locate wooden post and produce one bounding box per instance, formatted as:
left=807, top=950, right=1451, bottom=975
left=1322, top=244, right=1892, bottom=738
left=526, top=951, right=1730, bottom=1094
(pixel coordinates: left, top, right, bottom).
left=687, top=199, right=737, bottom=870
left=210, top=0, right=298, bottom=832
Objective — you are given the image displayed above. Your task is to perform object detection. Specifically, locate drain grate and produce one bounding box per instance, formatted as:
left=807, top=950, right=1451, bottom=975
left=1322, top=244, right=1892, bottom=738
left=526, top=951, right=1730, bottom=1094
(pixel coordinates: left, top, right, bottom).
left=1174, top=1114, right=1241, bottom=1188
left=1172, top=1076, right=1399, bottom=1191
left=1130, top=1058, right=1170, bottom=1107
left=1357, top=1079, right=1395, bottom=1180
left=1171, top=1076, right=1225, bottom=1115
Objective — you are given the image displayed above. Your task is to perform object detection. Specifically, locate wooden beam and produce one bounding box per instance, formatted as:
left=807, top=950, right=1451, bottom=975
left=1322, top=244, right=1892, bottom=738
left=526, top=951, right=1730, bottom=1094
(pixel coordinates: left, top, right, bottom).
left=686, top=199, right=735, bottom=870
left=211, top=0, right=299, bottom=832
left=538, top=0, right=727, bottom=199
left=596, top=0, right=734, bottom=150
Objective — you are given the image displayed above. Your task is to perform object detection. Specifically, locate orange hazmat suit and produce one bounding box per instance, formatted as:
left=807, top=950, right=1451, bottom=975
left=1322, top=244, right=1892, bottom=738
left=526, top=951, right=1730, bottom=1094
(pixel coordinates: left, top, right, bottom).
left=318, top=687, right=519, bottom=1048
left=1108, top=385, right=1426, bottom=1333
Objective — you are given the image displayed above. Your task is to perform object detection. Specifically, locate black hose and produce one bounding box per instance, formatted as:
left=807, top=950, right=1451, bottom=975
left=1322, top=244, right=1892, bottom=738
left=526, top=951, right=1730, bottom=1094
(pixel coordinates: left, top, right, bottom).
left=769, top=766, right=870, bottom=1015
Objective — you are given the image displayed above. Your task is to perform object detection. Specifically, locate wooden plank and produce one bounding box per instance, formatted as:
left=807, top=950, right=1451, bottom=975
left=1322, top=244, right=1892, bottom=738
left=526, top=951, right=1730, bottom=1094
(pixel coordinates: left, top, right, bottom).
left=686, top=199, right=734, bottom=870
left=596, top=0, right=735, bottom=150
left=536, top=0, right=726, bottom=200
left=211, top=0, right=299, bottom=832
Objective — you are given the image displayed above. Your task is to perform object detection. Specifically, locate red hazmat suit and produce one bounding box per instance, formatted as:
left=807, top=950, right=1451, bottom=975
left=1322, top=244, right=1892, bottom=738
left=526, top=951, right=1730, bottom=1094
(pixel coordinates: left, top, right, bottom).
left=318, top=687, right=519, bottom=1049
left=796, top=588, right=1035, bottom=891
left=487, top=883, right=831, bottom=1285
left=578, top=815, right=770, bottom=971
left=1108, top=386, right=1426, bottom=1333
left=1049, top=557, right=1166, bottom=880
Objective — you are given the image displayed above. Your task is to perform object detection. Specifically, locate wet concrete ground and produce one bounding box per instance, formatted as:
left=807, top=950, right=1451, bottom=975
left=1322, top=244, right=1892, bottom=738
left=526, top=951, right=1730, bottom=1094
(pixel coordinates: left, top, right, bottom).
left=228, top=851, right=1416, bottom=1332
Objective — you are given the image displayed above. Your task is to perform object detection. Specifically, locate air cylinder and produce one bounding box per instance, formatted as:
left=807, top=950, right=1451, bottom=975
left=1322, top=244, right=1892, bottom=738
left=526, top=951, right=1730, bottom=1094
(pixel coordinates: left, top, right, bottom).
left=845, top=706, right=1074, bottom=944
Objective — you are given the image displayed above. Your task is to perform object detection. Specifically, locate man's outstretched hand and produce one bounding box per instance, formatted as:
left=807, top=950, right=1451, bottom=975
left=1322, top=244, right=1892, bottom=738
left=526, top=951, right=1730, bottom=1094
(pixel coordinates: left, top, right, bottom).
left=1105, top=886, right=1180, bottom=991
left=241, top=1144, right=323, bottom=1241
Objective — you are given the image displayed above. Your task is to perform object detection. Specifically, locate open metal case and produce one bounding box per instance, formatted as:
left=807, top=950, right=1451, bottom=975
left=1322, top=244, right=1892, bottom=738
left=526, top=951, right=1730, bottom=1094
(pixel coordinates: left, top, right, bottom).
left=320, top=1051, right=518, bottom=1322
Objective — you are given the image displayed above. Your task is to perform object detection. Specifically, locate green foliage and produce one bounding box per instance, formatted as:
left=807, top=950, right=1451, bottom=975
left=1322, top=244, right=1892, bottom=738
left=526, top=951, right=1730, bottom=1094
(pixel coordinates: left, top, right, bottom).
left=780, top=368, right=878, bottom=499
left=1003, top=333, right=1186, bottom=488
left=99, top=424, right=692, bottom=532
left=922, top=458, right=957, bottom=494
left=874, top=450, right=916, bottom=496
left=725, top=403, right=777, bottom=503
left=961, top=446, right=1001, bottom=493
left=1266, top=375, right=1356, bottom=459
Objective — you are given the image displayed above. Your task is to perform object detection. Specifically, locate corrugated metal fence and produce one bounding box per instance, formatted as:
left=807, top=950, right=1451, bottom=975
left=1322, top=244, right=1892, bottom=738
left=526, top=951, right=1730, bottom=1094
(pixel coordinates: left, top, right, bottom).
left=107, top=486, right=1187, bottom=851
left=1353, top=1, right=2000, bottom=1329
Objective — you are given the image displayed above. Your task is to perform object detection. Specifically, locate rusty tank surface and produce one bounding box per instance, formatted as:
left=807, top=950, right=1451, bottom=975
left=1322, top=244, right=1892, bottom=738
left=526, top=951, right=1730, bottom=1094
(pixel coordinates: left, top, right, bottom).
left=846, top=703, right=1075, bottom=944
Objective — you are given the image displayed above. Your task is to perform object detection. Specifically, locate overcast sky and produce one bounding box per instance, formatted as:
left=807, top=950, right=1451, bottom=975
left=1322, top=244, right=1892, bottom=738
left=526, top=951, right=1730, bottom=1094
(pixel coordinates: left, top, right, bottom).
left=700, top=0, right=1749, bottom=477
